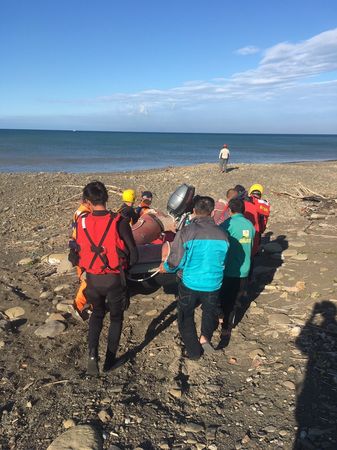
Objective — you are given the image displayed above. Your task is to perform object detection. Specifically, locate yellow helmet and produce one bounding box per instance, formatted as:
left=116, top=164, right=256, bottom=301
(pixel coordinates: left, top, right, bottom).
left=122, top=189, right=136, bottom=203
left=249, top=183, right=264, bottom=195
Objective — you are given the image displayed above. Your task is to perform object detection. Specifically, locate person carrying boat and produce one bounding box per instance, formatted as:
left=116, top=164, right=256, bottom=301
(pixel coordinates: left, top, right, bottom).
left=212, top=188, right=237, bottom=225
left=219, top=198, right=255, bottom=343
left=248, top=184, right=270, bottom=234
left=69, top=201, right=92, bottom=320
left=69, top=181, right=138, bottom=376
left=118, top=189, right=139, bottom=225
left=234, top=184, right=260, bottom=256
left=135, top=190, right=153, bottom=217
left=160, top=196, right=229, bottom=359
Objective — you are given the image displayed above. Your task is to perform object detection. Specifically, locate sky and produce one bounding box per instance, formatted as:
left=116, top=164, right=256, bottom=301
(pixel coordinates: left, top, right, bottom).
left=1, top=0, right=337, bottom=133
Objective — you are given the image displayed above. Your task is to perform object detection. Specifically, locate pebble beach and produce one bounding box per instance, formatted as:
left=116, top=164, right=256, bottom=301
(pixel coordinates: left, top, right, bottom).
left=1, top=160, right=337, bottom=449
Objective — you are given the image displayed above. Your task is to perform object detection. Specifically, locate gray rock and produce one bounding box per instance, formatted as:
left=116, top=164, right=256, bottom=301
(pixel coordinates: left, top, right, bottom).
left=63, top=419, right=76, bottom=429
left=273, top=271, right=284, bottom=280
left=268, top=313, right=291, bottom=328
left=56, top=302, right=73, bottom=313
left=98, top=409, right=111, bottom=423
left=264, top=426, right=276, bottom=433
left=47, top=425, right=103, bottom=450
left=249, top=307, right=264, bottom=315
left=40, top=291, right=53, bottom=300
left=289, top=241, right=306, bottom=248
left=46, top=313, right=66, bottom=323
left=291, top=253, right=308, bottom=261
left=44, top=253, right=73, bottom=273
left=5, top=307, right=25, bottom=320
left=184, top=422, right=204, bottom=433
left=54, top=284, right=71, bottom=293
left=18, top=257, right=35, bottom=266
left=279, top=430, right=289, bottom=437
left=34, top=320, right=66, bottom=338
left=310, top=213, right=326, bottom=220
left=169, top=388, right=182, bottom=399
left=283, top=249, right=298, bottom=257
left=283, top=380, right=296, bottom=390
left=248, top=348, right=265, bottom=358
left=290, top=326, right=301, bottom=337
left=145, top=309, right=158, bottom=317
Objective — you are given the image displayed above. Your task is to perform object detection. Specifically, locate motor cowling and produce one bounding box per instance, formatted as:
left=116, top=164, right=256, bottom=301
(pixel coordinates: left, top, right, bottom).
left=167, top=184, right=195, bottom=218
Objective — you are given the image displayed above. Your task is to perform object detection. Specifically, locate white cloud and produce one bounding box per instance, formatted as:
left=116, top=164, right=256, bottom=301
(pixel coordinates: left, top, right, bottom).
left=55, top=28, right=337, bottom=115
left=235, top=45, right=260, bottom=55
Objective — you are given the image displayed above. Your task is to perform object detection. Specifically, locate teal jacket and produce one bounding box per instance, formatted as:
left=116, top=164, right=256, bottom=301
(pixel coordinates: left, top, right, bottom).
left=164, top=216, right=229, bottom=291
left=220, top=213, right=255, bottom=278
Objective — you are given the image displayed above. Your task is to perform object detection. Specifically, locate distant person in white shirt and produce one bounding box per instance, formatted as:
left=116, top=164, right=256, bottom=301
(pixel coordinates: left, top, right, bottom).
left=219, top=144, right=230, bottom=173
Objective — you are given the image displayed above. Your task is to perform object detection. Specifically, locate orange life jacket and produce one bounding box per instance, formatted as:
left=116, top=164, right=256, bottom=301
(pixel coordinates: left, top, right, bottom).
left=71, top=203, right=92, bottom=240
left=76, top=212, right=127, bottom=275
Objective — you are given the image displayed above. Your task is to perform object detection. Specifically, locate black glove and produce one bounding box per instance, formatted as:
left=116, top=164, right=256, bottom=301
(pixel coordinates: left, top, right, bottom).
left=68, top=248, right=79, bottom=267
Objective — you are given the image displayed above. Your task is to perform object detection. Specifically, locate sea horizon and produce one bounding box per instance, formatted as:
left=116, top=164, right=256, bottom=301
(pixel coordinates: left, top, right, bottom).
left=1, top=129, right=337, bottom=173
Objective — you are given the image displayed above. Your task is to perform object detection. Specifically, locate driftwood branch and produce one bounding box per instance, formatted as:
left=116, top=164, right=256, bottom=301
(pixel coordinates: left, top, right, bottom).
left=272, top=183, right=335, bottom=202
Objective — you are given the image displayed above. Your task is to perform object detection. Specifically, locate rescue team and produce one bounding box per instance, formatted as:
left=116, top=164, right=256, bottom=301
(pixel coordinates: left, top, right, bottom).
left=69, top=181, right=270, bottom=376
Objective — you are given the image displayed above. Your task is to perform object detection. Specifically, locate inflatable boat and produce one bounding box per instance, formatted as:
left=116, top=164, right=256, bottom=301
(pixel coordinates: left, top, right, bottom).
left=129, top=184, right=195, bottom=279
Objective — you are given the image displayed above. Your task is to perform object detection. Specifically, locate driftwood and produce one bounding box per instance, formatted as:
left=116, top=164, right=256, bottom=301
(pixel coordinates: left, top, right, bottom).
left=273, top=183, right=337, bottom=202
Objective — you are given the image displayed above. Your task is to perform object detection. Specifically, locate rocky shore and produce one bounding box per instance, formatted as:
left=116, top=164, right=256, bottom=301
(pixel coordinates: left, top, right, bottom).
left=1, top=161, right=337, bottom=450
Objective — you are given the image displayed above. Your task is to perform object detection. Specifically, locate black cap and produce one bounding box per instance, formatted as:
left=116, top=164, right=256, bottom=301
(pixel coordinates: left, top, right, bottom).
left=142, top=191, right=153, bottom=199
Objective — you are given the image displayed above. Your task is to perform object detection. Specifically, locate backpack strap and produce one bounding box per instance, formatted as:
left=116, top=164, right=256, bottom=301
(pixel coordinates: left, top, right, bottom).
left=82, top=212, right=116, bottom=271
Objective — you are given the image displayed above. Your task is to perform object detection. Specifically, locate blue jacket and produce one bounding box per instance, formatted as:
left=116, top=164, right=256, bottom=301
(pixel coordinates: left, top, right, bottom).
left=164, top=216, right=229, bottom=291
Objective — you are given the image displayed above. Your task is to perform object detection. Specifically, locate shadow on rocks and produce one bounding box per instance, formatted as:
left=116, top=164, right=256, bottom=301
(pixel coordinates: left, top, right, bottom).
left=217, top=232, right=288, bottom=349
left=112, top=300, right=177, bottom=369
left=235, top=232, right=288, bottom=327
left=293, top=300, right=337, bottom=450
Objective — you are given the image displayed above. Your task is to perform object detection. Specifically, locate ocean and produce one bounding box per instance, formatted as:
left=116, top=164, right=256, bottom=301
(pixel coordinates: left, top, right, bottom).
left=0, top=129, right=336, bottom=173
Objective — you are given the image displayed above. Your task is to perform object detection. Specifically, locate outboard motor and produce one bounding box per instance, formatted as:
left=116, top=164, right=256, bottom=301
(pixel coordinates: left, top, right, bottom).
left=167, top=183, right=195, bottom=216
left=167, top=184, right=195, bottom=230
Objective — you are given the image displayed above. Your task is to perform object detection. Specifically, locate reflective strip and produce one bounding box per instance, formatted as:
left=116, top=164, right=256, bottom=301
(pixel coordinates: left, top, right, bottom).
left=82, top=216, right=86, bottom=229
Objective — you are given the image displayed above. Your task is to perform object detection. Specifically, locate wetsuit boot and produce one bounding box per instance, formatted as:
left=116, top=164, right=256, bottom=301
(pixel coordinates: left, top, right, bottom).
left=103, top=348, right=116, bottom=372
left=87, top=348, right=99, bottom=376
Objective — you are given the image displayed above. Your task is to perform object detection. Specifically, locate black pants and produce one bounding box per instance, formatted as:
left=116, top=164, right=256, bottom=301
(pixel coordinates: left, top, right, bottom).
left=84, top=273, right=126, bottom=355
left=177, top=282, right=220, bottom=358
left=220, top=277, right=247, bottom=329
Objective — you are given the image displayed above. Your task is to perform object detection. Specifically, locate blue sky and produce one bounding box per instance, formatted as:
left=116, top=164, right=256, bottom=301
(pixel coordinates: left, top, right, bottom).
left=1, top=0, right=337, bottom=133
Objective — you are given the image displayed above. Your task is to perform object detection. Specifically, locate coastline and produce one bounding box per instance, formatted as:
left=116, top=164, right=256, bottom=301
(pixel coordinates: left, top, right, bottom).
left=1, top=158, right=337, bottom=174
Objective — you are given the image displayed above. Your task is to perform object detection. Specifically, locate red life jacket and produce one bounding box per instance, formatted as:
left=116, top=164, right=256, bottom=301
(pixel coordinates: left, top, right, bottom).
left=243, top=199, right=261, bottom=256
left=76, top=212, right=127, bottom=275
left=243, top=199, right=260, bottom=232
left=251, top=196, right=270, bottom=233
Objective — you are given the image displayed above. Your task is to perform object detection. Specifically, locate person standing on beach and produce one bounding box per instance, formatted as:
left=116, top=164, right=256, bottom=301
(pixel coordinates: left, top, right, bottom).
left=219, top=144, right=230, bottom=173
left=218, top=198, right=255, bottom=341
left=71, top=181, right=138, bottom=376
left=160, top=196, right=229, bottom=359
